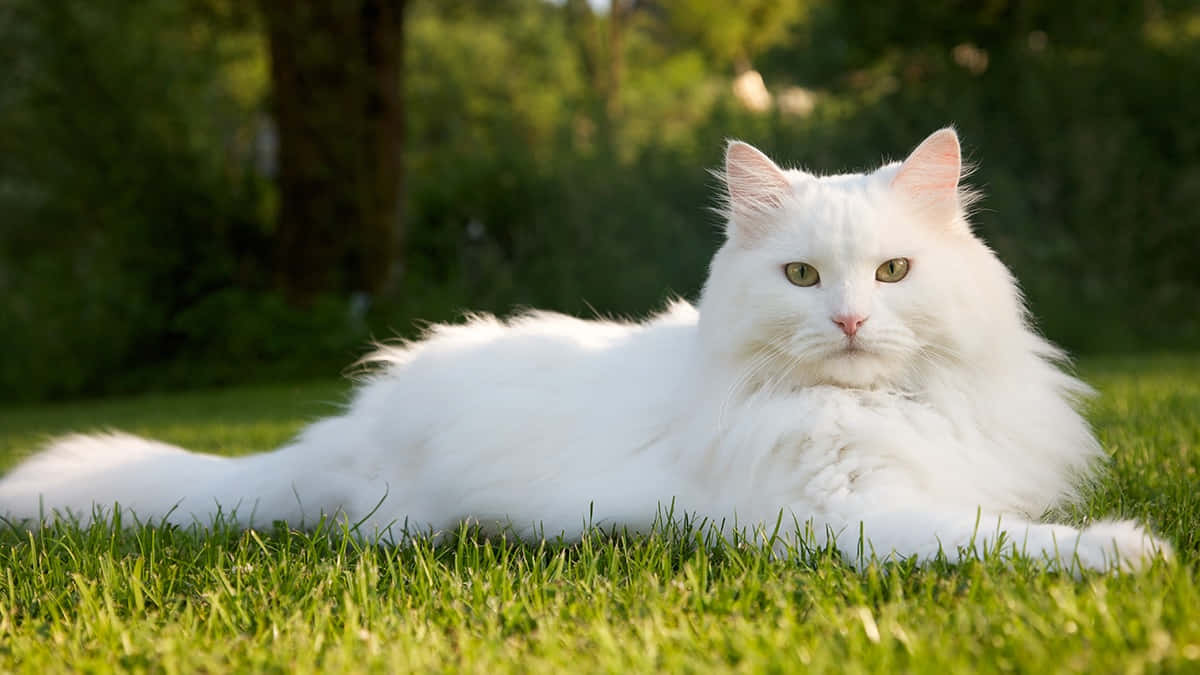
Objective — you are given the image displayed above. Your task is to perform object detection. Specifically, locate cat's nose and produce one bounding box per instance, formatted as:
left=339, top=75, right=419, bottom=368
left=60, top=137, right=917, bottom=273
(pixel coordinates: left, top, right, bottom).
left=832, top=314, right=868, bottom=337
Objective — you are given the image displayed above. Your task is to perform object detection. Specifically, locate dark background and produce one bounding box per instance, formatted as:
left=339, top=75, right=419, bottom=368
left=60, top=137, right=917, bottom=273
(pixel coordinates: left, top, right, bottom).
left=1, top=0, right=1197, bottom=402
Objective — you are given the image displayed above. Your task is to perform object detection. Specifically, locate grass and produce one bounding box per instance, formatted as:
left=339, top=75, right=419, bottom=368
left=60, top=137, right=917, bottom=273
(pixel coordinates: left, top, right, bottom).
left=0, top=356, right=1198, bottom=673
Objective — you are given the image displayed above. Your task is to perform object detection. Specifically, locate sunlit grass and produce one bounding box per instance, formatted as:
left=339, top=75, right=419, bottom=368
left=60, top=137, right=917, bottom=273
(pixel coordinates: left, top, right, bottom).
left=0, top=380, right=351, bottom=470
left=0, top=356, right=1197, bottom=673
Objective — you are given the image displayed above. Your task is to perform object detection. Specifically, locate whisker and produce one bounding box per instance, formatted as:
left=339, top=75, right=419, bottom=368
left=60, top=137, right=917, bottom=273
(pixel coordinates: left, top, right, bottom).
left=717, top=333, right=796, bottom=432
left=717, top=343, right=779, bottom=432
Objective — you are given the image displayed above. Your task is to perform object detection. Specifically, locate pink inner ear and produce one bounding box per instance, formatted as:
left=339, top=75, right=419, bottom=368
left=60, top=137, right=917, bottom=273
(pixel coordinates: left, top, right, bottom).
left=891, top=129, right=962, bottom=217
left=725, top=142, right=791, bottom=213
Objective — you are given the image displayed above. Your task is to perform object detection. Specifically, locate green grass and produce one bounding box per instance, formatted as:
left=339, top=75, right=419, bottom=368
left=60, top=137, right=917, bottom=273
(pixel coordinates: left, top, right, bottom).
left=1, top=356, right=1198, bottom=673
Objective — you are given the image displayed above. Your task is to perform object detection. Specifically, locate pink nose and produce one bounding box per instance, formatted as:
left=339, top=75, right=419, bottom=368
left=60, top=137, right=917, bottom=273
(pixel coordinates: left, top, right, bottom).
left=833, top=314, right=867, bottom=337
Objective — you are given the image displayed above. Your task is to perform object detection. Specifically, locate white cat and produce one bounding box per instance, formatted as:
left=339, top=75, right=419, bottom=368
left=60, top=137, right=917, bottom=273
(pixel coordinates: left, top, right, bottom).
left=0, top=128, right=1170, bottom=572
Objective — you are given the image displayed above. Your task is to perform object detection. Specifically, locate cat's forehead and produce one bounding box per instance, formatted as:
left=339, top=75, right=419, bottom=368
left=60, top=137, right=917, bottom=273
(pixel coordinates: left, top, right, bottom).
left=766, top=168, right=918, bottom=257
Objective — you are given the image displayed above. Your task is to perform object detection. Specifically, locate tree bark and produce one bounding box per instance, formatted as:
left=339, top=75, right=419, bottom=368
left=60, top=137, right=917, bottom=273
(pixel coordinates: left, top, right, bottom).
left=258, top=0, right=405, bottom=303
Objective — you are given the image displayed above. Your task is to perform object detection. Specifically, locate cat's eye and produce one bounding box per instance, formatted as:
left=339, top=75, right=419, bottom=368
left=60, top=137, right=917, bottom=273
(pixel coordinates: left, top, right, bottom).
left=784, top=262, right=819, bottom=287
left=875, top=258, right=910, bottom=283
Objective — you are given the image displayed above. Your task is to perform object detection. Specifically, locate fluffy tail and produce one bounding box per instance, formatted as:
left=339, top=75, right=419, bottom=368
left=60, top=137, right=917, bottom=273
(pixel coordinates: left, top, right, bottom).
left=0, top=433, right=301, bottom=528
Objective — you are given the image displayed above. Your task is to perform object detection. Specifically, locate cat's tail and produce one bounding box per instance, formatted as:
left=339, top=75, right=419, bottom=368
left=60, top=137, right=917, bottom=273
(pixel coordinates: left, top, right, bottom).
left=0, top=432, right=310, bottom=529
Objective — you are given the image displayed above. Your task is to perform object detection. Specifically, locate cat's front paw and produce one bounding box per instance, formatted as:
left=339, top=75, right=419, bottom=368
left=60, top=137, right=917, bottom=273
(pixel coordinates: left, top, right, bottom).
left=1072, top=520, right=1172, bottom=573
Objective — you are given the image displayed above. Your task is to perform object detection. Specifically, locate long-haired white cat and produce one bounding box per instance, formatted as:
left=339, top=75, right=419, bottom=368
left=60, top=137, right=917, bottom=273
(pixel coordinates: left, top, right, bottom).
left=0, top=129, right=1170, bottom=571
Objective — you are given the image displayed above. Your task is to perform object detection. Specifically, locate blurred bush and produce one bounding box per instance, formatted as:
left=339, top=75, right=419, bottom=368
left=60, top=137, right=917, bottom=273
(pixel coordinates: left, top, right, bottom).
left=0, top=0, right=1196, bottom=402
left=0, top=0, right=273, bottom=399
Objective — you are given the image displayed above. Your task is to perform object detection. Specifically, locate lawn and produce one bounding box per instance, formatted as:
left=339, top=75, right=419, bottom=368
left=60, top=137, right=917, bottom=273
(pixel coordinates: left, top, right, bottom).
left=0, top=356, right=1197, bottom=673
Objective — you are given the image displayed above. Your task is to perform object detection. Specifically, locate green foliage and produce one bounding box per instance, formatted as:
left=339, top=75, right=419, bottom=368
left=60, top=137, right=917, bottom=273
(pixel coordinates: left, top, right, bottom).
left=0, top=0, right=363, bottom=400
left=0, top=356, right=1197, bottom=671
left=0, top=0, right=1197, bottom=401
left=658, top=0, right=810, bottom=71
left=0, top=0, right=282, bottom=399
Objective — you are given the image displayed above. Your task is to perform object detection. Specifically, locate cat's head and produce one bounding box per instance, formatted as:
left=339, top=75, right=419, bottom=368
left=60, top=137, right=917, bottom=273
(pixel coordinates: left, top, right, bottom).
left=699, top=128, right=1027, bottom=389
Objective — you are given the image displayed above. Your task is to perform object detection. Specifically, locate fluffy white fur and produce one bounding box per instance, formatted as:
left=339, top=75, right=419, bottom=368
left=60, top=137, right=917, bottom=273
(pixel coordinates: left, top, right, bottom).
left=0, top=129, right=1170, bottom=572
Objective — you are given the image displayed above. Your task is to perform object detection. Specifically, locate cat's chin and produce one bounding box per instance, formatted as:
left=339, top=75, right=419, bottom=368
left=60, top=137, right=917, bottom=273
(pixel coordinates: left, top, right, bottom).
left=814, top=347, right=898, bottom=389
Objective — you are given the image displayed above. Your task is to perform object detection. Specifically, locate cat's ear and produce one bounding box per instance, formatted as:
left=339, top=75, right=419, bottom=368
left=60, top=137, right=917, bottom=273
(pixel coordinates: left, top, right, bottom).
left=722, top=141, right=792, bottom=241
left=891, top=128, right=964, bottom=225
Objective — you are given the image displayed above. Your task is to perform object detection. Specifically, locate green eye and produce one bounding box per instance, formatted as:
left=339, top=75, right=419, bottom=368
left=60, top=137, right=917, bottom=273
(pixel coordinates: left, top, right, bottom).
left=784, top=262, right=819, bottom=287
left=875, top=258, right=910, bottom=283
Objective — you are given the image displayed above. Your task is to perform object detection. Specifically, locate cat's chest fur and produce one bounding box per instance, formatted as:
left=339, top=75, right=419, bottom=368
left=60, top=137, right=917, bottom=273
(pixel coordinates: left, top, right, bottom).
left=682, top=383, right=984, bottom=523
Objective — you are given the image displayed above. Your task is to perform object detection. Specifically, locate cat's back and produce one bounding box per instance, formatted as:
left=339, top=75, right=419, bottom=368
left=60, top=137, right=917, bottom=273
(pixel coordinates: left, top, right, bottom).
left=367, top=300, right=695, bottom=377
left=350, top=301, right=699, bottom=434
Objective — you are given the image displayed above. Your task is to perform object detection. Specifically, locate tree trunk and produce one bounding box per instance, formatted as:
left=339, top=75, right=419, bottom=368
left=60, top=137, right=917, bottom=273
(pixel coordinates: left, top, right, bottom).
left=258, top=0, right=405, bottom=303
